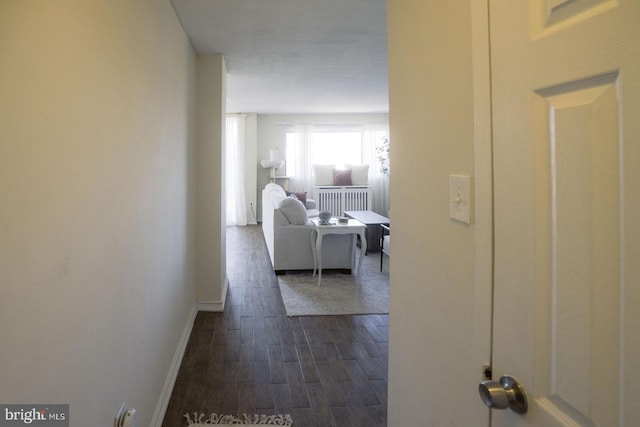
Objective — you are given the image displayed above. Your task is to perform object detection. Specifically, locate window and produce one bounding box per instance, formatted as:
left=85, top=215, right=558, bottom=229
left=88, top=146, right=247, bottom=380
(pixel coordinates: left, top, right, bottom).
left=285, top=128, right=362, bottom=176
left=309, top=131, right=362, bottom=167
left=281, top=122, right=389, bottom=215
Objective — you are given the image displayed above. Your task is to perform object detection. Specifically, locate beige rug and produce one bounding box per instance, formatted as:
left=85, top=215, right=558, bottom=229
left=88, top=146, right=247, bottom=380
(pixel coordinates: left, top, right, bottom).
left=184, top=413, right=292, bottom=426
left=277, top=253, right=390, bottom=317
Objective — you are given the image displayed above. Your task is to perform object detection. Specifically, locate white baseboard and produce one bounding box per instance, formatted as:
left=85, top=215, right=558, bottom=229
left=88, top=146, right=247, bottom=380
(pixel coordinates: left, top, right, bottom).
left=150, top=278, right=229, bottom=426
left=150, top=304, right=198, bottom=427
left=196, top=277, right=229, bottom=312
left=196, top=301, right=224, bottom=311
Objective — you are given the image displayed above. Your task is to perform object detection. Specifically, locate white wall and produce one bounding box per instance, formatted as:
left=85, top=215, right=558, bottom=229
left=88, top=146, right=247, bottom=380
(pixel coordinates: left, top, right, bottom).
left=0, top=1, right=197, bottom=425
left=195, top=55, right=228, bottom=307
left=244, top=114, right=259, bottom=224
left=387, top=1, right=491, bottom=426
left=255, top=113, right=389, bottom=220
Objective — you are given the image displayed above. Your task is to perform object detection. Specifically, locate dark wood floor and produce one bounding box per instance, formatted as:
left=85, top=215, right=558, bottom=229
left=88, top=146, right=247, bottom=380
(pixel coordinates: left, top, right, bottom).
left=161, top=225, right=388, bottom=427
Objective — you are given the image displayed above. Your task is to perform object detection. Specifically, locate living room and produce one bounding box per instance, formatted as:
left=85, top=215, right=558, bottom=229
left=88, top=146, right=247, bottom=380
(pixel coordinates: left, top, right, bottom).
left=227, top=113, right=390, bottom=227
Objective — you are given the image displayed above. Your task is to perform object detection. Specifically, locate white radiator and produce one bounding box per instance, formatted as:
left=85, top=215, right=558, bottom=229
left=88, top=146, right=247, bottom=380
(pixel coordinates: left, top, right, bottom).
left=314, top=186, right=371, bottom=216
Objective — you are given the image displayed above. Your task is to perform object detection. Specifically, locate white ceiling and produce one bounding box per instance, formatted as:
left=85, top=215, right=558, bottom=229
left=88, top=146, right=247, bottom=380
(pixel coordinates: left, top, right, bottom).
left=170, top=0, right=388, bottom=114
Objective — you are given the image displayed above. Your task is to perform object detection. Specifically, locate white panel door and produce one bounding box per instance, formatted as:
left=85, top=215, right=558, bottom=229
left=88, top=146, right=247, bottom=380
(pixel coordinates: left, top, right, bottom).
left=490, top=0, right=639, bottom=425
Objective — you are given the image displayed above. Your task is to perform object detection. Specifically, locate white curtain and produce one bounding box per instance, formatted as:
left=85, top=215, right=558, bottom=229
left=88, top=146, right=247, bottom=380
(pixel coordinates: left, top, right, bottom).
left=285, top=123, right=390, bottom=215
left=226, top=114, right=248, bottom=226
left=285, top=124, right=314, bottom=194
left=363, top=125, right=390, bottom=216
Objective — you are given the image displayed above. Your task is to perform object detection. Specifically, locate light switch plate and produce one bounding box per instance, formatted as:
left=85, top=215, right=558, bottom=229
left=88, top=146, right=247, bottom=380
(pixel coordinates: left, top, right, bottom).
left=450, top=175, right=472, bottom=224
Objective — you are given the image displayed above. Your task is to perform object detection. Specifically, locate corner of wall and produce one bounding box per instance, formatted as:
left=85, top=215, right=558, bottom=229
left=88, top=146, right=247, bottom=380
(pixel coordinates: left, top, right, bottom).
left=195, top=54, right=228, bottom=304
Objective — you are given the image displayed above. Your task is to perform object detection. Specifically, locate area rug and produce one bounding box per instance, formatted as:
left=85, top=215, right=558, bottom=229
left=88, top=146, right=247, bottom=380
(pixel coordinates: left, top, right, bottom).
left=184, top=413, right=292, bottom=426
left=277, top=255, right=389, bottom=316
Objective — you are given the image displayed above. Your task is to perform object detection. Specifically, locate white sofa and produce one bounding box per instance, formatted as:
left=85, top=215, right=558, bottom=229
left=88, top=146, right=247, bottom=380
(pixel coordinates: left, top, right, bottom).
left=261, top=183, right=355, bottom=275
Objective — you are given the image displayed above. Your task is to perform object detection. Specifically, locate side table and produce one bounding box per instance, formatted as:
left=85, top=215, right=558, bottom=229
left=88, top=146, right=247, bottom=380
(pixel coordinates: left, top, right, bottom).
left=310, top=218, right=367, bottom=286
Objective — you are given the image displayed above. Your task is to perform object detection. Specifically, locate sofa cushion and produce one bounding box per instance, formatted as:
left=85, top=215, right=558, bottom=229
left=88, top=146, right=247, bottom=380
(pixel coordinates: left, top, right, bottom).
left=313, top=164, right=335, bottom=186
left=346, top=164, right=369, bottom=185
left=279, top=196, right=309, bottom=225
left=333, top=168, right=352, bottom=186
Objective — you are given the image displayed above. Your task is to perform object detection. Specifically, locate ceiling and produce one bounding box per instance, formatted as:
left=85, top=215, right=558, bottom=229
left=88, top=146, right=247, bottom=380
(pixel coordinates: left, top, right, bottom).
left=170, top=0, right=388, bottom=114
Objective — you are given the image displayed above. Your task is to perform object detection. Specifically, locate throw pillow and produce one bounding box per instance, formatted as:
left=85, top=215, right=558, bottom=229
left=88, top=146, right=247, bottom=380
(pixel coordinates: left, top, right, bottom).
left=346, top=164, right=369, bottom=185
left=285, top=191, right=307, bottom=205
left=333, top=168, right=352, bottom=186
left=313, top=164, right=335, bottom=186
left=279, top=196, right=308, bottom=225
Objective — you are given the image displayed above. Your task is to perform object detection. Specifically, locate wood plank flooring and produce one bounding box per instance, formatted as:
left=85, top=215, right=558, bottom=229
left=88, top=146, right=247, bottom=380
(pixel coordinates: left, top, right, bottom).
left=161, top=225, right=388, bottom=427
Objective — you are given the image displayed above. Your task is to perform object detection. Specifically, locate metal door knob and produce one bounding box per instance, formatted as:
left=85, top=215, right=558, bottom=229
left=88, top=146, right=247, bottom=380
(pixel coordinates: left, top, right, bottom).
left=478, top=375, right=528, bottom=414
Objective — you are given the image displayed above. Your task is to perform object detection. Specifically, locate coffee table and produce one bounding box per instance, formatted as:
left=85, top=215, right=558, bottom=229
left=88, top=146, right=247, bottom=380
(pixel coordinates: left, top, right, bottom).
left=343, top=210, right=390, bottom=254
left=310, top=218, right=366, bottom=286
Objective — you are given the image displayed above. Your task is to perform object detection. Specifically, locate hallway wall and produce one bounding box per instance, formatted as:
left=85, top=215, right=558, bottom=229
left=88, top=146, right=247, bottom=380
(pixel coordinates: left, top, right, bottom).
left=195, top=55, right=227, bottom=307
left=0, top=1, right=197, bottom=425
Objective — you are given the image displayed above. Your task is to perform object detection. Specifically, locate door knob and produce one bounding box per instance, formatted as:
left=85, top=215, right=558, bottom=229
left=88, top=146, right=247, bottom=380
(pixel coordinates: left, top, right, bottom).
left=478, top=375, right=528, bottom=414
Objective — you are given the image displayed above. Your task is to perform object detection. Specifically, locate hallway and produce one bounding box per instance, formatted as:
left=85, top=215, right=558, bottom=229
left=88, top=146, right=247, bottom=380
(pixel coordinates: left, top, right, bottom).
left=162, top=225, right=388, bottom=427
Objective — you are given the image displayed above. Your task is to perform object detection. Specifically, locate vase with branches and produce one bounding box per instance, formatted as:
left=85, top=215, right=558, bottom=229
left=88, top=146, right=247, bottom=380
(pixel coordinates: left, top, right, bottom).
left=376, top=136, right=390, bottom=176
